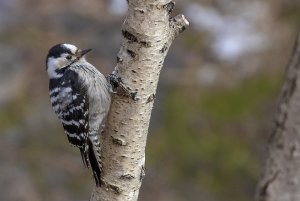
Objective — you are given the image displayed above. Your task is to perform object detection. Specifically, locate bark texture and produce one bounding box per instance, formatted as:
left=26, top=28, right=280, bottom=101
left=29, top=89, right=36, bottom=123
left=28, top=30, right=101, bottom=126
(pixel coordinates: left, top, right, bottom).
left=90, top=1, right=189, bottom=200
left=256, top=32, right=300, bottom=201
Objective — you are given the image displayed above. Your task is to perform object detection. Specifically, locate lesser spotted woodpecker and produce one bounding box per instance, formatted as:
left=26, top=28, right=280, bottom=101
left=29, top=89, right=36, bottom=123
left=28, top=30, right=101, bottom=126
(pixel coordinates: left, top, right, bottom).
left=46, top=43, right=111, bottom=186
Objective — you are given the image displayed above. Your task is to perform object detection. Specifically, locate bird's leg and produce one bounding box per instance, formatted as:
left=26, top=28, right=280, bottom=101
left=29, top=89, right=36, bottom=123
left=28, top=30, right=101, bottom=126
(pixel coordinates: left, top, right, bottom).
left=107, top=71, right=139, bottom=101
left=100, top=124, right=105, bottom=133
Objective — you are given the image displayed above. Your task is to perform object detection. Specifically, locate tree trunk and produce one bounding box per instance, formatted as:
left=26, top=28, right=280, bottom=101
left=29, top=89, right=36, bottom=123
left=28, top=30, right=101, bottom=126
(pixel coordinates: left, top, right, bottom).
left=256, top=32, right=300, bottom=201
left=90, top=1, right=189, bottom=200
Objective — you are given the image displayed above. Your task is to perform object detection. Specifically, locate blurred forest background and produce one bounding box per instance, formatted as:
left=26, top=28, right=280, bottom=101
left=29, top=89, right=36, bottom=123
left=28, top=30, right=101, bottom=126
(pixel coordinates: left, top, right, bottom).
left=1, top=0, right=300, bottom=201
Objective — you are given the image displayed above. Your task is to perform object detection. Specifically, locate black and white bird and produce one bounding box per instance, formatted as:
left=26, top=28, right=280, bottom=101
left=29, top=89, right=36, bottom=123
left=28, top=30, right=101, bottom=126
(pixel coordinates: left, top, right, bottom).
left=46, top=43, right=111, bottom=186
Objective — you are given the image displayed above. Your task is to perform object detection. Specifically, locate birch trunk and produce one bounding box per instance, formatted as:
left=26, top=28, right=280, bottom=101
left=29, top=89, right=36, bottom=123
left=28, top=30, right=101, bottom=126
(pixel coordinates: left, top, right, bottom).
left=256, top=32, right=300, bottom=201
left=90, top=1, right=189, bottom=200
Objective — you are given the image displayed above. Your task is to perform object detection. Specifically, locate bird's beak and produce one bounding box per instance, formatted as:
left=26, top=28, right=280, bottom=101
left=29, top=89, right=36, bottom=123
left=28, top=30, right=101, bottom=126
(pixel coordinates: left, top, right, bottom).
left=77, top=48, right=92, bottom=58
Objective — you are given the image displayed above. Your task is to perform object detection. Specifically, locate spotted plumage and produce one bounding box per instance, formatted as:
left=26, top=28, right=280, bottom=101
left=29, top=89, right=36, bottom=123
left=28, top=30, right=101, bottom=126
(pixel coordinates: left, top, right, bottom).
left=46, top=43, right=111, bottom=186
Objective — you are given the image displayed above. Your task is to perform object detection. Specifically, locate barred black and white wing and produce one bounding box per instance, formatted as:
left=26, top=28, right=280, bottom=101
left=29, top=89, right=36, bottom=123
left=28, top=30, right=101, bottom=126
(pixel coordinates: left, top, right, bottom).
left=49, top=70, right=90, bottom=167
left=49, top=69, right=103, bottom=186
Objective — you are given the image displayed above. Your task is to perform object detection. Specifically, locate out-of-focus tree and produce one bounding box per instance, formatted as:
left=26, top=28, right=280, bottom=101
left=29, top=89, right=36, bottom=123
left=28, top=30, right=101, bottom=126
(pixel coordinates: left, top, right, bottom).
left=256, top=32, right=300, bottom=201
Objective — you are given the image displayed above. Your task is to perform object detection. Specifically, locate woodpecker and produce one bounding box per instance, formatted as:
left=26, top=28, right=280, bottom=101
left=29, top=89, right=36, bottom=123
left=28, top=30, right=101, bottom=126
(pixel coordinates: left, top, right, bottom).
left=46, top=43, right=111, bottom=186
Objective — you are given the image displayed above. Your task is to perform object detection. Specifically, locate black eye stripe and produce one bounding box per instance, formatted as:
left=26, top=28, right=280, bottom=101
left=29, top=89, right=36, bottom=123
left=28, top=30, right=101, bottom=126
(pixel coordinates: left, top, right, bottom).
left=66, top=55, right=72, bottom=60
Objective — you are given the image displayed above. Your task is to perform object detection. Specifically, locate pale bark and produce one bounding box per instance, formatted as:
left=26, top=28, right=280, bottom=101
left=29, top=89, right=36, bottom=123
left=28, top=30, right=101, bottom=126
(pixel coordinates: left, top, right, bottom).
left=90, top=1, right=189, bottom=201
left=256, top=32, right=300, bottom=201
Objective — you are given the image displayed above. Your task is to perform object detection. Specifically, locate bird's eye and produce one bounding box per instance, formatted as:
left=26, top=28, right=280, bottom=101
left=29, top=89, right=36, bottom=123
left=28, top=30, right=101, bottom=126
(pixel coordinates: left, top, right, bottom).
left=66, top=55, right=72, bottom=60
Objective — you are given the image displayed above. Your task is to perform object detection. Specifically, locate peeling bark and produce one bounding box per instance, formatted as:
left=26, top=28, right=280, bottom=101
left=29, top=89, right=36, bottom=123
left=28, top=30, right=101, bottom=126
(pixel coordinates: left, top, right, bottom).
left=90, top=1, right=189, bottom=200
left=256, top=32, right=300, bottom=201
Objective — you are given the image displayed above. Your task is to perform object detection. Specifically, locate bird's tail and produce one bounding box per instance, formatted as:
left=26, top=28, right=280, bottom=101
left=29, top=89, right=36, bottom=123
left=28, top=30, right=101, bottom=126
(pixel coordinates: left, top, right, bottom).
left=79, top=146, right=90, bottom=168
left=87, top=131, right=102, bottom=187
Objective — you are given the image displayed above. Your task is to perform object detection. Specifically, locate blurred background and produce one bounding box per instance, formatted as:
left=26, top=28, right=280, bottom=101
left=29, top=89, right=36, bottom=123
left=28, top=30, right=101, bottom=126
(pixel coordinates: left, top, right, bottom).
left=0, top=0, right=300, bottom=200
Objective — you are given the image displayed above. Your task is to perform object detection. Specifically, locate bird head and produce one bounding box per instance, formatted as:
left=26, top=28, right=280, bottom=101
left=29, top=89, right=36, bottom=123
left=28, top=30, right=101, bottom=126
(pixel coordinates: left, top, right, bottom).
left=46, top=43, right=92, bottom=78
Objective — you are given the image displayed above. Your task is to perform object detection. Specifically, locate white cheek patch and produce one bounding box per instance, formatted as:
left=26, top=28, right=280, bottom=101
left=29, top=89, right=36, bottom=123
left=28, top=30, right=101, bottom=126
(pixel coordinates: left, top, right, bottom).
left=63, top=44, right=78, bottom=54
left=47, top=57, right=68, bottom=78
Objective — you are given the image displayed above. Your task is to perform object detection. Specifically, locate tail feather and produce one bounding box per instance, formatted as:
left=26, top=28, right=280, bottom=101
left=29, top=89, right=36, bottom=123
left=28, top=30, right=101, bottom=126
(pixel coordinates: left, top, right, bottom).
left=88, top=138, right=102, bottom=187
left=80, top=147, right=90, bottom=168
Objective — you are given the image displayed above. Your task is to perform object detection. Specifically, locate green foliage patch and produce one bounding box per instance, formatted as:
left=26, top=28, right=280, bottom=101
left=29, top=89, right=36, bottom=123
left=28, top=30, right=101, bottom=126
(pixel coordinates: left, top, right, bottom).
left=148, top=73, right=282, bottom=201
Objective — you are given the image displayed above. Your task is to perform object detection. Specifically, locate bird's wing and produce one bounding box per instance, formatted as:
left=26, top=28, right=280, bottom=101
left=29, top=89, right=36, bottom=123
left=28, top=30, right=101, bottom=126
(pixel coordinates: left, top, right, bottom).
left=58, top=70, right=90, bottom=167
